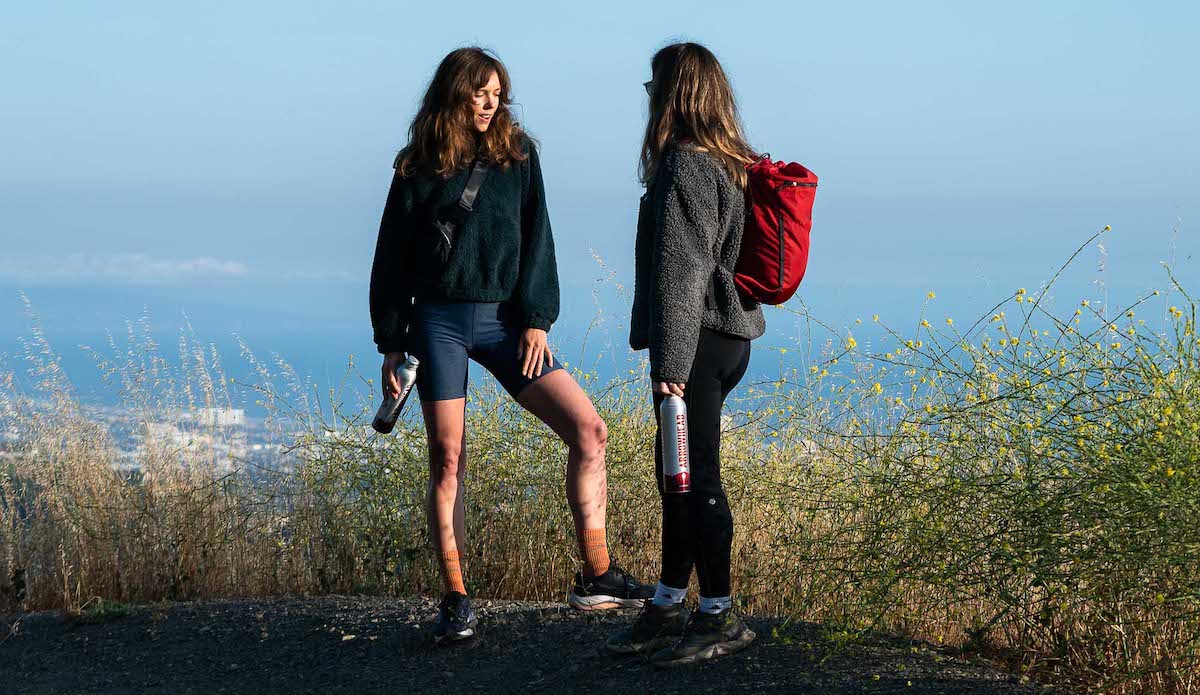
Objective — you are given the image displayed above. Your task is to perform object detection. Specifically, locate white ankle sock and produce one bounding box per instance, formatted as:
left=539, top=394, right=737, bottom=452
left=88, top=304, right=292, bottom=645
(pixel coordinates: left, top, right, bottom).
left=699, top=595, right=732, bottom=614
left=651, top=582, right=688, bottom=606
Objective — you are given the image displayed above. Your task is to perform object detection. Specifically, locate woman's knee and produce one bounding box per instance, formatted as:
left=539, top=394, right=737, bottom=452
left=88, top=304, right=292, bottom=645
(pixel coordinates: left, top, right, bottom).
left=428, top=438, right=463, bottom=485
left=570, top=415, right=608, bottom=459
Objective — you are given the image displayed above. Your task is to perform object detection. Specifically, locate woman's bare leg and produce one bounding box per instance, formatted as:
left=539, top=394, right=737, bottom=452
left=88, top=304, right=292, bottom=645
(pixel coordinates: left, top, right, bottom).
left=421, top=398, right=468, bottom=591
left=516, top=370, right=608, bottom=543
left=518, top=369, right=652, bottom=608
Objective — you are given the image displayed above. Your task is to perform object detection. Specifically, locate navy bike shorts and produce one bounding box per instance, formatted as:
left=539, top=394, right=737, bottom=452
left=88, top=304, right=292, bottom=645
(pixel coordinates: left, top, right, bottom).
left=407, top=301, right=561, bottom=402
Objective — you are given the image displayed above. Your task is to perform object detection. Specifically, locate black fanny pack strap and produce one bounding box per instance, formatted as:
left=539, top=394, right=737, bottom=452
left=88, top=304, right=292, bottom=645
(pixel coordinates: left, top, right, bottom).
left=458, top=160, right=488, bottom=212
left=435, top=159, right=489, bottom=250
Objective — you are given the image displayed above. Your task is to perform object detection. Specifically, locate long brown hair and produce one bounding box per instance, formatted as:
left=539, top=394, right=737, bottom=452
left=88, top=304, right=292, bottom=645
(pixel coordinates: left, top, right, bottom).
left=639, top=43, right=757, bottom=188
left=396, top=47, right=527, bottom=177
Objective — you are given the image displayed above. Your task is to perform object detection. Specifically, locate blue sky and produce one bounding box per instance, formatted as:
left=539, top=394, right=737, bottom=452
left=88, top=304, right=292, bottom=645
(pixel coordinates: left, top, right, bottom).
left=2, top=1, right=1197, bottom=399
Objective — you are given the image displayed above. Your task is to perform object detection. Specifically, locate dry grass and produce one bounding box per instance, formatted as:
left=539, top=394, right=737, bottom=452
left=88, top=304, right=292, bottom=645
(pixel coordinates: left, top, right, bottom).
left=2, top=231, right=1198, bottom=693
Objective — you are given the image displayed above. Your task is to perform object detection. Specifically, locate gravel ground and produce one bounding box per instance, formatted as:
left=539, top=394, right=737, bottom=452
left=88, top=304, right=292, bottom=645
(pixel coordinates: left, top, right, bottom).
left=1, top=596, right=1055, bottom=694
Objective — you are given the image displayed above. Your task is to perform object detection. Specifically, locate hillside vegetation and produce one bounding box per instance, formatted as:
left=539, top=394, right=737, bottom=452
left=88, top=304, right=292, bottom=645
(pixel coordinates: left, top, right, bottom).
left=3, top=231, right=1197, bottom=693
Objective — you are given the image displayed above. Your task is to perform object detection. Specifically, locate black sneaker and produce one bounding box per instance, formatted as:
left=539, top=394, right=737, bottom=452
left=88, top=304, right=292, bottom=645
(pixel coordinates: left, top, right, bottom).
left=651, top=608, right=756, bottom=667
left=567, top=563, right=654, bottom=610
left=432, top=592, right=478, bottom=645
left=606, top=601, right=691, bottom=655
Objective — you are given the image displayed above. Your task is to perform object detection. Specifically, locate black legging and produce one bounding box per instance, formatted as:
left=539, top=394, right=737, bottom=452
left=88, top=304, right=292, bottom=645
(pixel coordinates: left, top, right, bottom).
left=654, top=327, right=751, bottom=598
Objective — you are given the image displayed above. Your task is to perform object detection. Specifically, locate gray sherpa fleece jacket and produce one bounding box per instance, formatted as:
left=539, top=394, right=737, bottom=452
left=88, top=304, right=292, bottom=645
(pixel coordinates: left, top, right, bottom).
left=630, top=146, right=766, bottom=382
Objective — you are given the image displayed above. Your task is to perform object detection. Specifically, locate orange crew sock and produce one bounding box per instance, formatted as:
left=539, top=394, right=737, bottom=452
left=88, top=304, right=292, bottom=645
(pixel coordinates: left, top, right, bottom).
left=440, top=550, right=467, bottom=595
left=578, top=527, right=611, bottom=578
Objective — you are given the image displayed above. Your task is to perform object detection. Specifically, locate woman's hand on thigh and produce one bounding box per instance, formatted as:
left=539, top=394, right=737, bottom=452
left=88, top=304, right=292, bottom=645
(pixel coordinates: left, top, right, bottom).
left=653, top=381, right=685, bottom=397
left=517, top=328, right=553, bottom=379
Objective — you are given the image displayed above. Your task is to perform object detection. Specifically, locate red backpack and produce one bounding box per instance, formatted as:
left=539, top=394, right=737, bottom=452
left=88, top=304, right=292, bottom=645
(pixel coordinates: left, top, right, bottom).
left=733, top=154, right=818, bottom=305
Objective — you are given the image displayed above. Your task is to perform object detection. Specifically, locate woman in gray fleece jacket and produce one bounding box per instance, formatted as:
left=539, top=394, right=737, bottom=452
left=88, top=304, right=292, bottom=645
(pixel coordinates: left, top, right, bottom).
left=607, top=43, right=765, bottom=666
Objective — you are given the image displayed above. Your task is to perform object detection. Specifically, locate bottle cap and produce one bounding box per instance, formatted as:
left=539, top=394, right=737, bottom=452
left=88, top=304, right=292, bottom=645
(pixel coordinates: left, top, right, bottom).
left=406, top=355, right=420, bottom=367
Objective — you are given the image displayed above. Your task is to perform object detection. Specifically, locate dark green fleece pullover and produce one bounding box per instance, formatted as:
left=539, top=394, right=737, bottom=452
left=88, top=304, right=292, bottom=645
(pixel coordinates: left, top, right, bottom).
left=369, top=139, right=560, bottom=354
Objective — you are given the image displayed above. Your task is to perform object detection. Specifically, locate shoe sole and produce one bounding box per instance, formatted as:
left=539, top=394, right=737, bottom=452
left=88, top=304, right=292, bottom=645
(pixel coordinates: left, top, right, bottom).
left=433, top=618, right=478, bottom=645
left=606, top=635, right=676, bottom=655
left=567, top=593, right=646, bottom=611
left=653, top=628, right=756, bottom=667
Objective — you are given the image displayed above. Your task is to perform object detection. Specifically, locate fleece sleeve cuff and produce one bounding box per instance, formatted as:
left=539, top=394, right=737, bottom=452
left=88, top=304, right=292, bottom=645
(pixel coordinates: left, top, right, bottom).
left=376, top=341, right=407, bottom=355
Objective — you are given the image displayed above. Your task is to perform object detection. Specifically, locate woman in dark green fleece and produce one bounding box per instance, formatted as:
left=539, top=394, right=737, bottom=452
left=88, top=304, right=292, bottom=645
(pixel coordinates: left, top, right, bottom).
left=369, top=47, right=651, bottom=645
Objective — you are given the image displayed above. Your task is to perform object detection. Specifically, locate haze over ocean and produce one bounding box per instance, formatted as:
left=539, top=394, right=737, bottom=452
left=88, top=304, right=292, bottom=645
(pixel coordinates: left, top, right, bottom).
left=2, top=2, right=1197, bottom=405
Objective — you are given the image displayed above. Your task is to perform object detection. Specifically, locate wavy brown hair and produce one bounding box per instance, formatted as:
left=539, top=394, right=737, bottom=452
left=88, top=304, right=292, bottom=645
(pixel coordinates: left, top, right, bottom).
left=396, top=47, right=527, bottom=178
left=639, top=42, right=757, bottom=188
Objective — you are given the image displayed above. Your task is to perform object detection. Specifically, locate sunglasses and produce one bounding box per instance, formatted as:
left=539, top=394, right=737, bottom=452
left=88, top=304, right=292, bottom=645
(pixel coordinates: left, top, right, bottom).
left=643, top=80, right=653, bottom=95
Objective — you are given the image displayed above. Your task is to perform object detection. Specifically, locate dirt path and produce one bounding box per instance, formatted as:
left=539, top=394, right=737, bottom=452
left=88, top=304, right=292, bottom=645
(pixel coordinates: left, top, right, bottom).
left=2, top=596, right=1051, bottom=694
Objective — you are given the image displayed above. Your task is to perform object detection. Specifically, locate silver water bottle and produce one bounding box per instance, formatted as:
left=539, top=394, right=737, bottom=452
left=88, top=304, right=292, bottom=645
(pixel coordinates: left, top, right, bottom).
left=659, top=395, right=691, bottom=493
left=372, top=355, right=420, bottom=434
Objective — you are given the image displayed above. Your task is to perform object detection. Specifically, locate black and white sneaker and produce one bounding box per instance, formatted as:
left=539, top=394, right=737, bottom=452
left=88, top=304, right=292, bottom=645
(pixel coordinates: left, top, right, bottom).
left=432, top=592, right=478, bottom=645
left=651, top=608, right=756, bottom=666
left=567, top=563, right=654, bottom=611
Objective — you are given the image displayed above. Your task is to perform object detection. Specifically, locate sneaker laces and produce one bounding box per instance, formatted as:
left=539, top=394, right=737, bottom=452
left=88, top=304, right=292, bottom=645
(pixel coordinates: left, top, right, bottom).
left=605, top=561, right=639, bottom=591
left=456, top=598, right=473, bottom=623
left=441, top=593, right=469, bottom=622
left=693, top=609, right=727, bottom=635
left=634, top=599, right=657, bottom=620
left=664, top=610, right=697, bottom=649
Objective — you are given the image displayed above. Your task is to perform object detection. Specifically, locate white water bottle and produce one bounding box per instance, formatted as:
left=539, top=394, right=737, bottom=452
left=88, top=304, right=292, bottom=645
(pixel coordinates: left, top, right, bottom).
left=372, top=355, right=420, bottom=434
left=659, top=395, right=691, bottom=493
